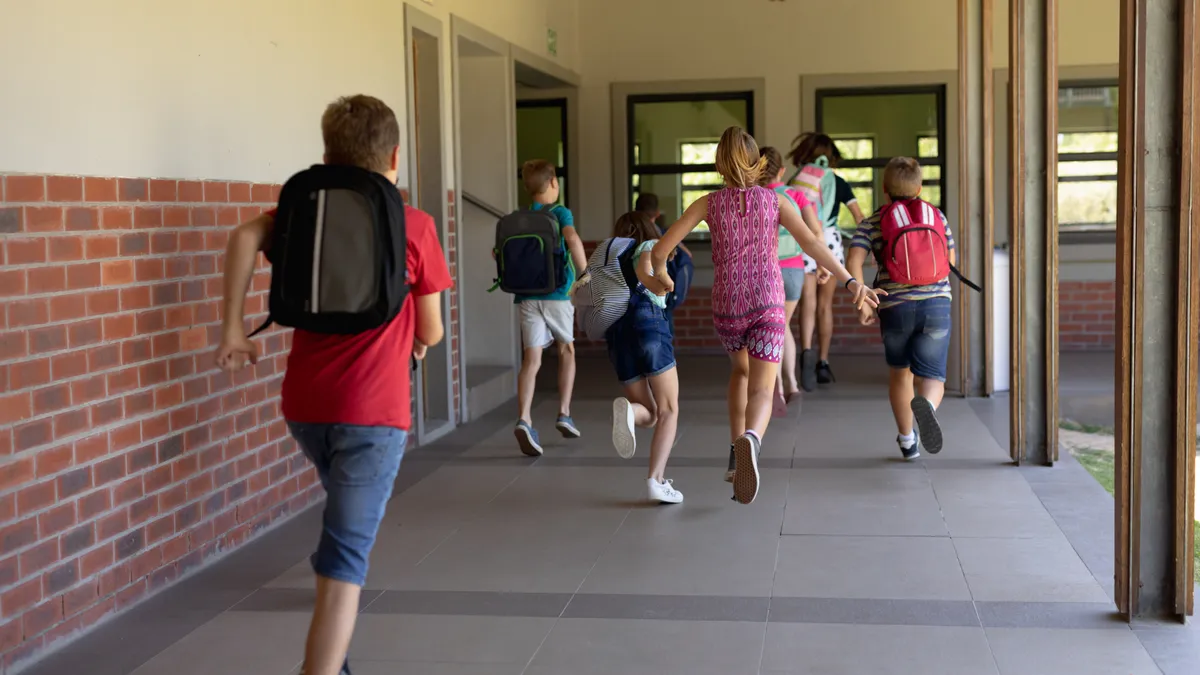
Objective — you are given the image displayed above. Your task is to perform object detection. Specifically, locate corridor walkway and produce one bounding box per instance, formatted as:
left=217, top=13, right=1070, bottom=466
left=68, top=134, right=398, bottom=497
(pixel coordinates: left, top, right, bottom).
left=22, top=357, right=1198, bottom=675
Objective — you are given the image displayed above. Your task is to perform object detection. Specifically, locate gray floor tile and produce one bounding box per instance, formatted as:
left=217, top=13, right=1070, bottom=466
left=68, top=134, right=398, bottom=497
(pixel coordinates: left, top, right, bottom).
left=1136, top=623, right=1200, bottom=675
left=361, top=590, right=571, bottom=617
left=563, top=593, right=769, bottom=622
left=773, top=536, right=972, bottom=600
left=939, top=504, right=1066, bottom=538
left=768, top=597, right=980, bottom=627
left=986, top=628, right=1162, bottom=674
left=525, top=618, right=765, bottom=675
left=976, top=601, right=1124, bottom=628
left=340, top=664, right=523, bottom=675
left=761, top=623, right=999, bottom=674
left=232, top=587, right=382, bottom=613
left=349, top=615, right=555, bottom=664
left=782, top=468, right=949, bottom=536
left=954, top=537, right=1111, bottom=602
left=130, top=611, right=308, bottom=675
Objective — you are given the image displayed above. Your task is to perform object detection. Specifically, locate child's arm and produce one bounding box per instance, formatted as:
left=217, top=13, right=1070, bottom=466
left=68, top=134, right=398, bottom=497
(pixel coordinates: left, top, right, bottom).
left=215, top=213, right=273, bottom=372
left=636, top=251, right=670, bottom=296
left=651, top=195, right=708, bottom=284
left=779, top=195, right=884, bottom=309
left=413, top=293, right=445, bottom=360
left=845, top=247, right=876, bottom=325
left=800, top=204, right=832, bottom=284
left=561, top=225, right=588, bottom=275
left=847, top=201, right=866, bottom=225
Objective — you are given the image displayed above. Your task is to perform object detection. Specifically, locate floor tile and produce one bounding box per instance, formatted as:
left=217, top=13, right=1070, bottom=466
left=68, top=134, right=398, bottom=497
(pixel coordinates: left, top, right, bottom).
left=341, top=664, right=523, bottom=675
left=761, top=623, right=999, bottom=674
left=954, top=537, right=1110, bottom=602
left=130, top=611, right=308, bottom=675
left=782, top=468, right=948, bottom=536
left=986, top=628, right=1161, bottom=674
left=349, top=615, right=555, bottom=664
left=563, top=593, right=769, bottom=622
left=361, top=590, right=571, bottom=617
left=773, top=535, right=972, bottom=600
left=768, top=597, right=979, bottom=627
left=525, top=618, right=765, bottom=675
left=975, top=601, right=1125, bottom=628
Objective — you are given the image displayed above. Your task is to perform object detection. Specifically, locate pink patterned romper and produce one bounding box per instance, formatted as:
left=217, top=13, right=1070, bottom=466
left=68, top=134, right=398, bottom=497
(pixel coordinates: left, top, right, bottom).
left=707, top=187, right=787, bottom=363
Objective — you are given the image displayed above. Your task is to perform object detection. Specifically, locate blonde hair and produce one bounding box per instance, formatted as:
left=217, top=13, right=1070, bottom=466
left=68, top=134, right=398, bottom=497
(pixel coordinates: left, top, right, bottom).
left=715, top=126, right=767, bottom=189
left=321, top=95, right=401, bottom=173
left=883, top=157, right=924, bottom=199
left=522, top=159, right=558, bottom=196
left=757, top=146, right=785, bottom=187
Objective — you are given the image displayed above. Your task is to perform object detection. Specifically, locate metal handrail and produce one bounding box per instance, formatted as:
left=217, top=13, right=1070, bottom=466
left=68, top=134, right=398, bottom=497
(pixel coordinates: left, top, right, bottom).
left=462, top=191, right=506, bottom=219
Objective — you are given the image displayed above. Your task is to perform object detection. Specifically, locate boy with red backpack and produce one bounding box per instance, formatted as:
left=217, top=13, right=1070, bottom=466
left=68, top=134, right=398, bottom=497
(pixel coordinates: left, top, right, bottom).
left=847, top=157, right=955, bottom=460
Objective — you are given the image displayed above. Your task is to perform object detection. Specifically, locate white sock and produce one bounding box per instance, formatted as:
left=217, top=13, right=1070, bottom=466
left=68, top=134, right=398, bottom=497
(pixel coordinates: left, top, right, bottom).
left=899, top=432, right=916, bottom=448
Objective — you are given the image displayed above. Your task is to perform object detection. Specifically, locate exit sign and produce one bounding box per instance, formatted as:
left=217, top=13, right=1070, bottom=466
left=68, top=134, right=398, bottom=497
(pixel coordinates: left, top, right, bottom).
left=547, top=28, right=558, bottom=56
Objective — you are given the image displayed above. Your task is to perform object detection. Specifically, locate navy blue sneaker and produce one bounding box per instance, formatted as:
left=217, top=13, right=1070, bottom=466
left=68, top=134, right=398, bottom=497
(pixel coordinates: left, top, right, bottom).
left=515, top=421, right=543, bottom=457
left=910, top=396, right=943, bottom=455
left=555, top=415, right=581, bottom=439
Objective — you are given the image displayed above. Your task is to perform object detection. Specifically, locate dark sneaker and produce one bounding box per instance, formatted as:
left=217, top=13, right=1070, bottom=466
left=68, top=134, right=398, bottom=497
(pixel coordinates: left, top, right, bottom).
left=556, top=415, right=581, bottom=439
left=800, top=349, right=818, bottom=392
left=898, top=432, right=922, bottom=461
left=724, top=444, right=736, bottom=482
left=816, top=360, right=836, bottom=384
left=515, top=421, right=543, bottom=457
left=732, top=433, right=761, bottom=505
left=910, top=396, right=943, bottom=455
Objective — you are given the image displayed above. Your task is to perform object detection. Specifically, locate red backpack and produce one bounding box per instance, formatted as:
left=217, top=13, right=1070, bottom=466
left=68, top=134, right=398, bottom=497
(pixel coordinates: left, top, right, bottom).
left=879, top=198, right=951, bottom=286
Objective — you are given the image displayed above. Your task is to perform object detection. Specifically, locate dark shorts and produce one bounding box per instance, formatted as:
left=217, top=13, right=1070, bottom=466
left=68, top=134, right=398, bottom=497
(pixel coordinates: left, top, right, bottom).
left=878, top=297, right=952, bottom=382
left=286, top=422, right=407, bottom=586
left=606, top=296, right=676, bottom=385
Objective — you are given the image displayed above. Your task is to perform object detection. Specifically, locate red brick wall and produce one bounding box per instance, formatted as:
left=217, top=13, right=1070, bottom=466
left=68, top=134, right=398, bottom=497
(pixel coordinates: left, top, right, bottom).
left=447, top=190, right=461, bottom=421
left=0, top=173, right=325, bottom=670
left=1059, top=280, right=1116, bottom=351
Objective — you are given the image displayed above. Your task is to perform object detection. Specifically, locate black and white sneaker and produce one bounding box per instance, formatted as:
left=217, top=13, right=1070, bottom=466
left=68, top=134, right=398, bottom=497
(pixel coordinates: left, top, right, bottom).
left=910, top=396, right=943, bottom=455
left=816, top=360, right=836, bottom=384
left=898, top=432, right=922, bottom=461
left=732, top=433, right=761, bottom=505
left=724, top=444, right=736, bottom=482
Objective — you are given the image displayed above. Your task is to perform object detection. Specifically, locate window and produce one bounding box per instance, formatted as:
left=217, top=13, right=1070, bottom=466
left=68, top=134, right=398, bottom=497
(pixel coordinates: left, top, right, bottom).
left=1057, top=84, right=1118, bottom=231
left=817, top=86, right=947, bottom=235
left=628, top=91, right=754, bottom=239
left=516, top=99, right=568, bottom=210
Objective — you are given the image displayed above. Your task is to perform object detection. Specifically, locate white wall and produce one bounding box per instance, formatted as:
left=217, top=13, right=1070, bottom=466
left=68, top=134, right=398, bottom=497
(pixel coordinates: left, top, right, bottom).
left=0, top=0, right=580, bottom=188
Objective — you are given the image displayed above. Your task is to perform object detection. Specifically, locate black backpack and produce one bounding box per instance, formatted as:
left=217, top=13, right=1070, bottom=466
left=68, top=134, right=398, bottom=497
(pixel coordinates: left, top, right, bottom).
left=251, top=165, right=408, bottom=336
left=490, top=207, right=568, bottom=296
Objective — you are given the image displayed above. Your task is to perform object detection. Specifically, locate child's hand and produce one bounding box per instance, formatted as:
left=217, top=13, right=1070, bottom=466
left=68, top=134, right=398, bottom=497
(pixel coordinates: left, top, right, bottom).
left=817, top=268, right=833, bottom=285
left=215, top=332, right=258, bottom=372
left=858, top=304, right=877, bottom=326
left=413, top=340, right=428, bottom=361
left=653, top=264, right=674, bottom=293
left=568, top=271, right=591, bottom=298
left=849, top=280, right=887, bottom=310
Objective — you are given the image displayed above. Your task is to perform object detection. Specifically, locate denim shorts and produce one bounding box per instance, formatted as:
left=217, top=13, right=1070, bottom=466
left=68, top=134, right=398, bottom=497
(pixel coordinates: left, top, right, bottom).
left=878, top=297, right=952, bottom=381
left=286, top=422, right=407, bottom=586
left=781, top=267, right=805, bottom=302
left=606, top=296, right=676, bottom=385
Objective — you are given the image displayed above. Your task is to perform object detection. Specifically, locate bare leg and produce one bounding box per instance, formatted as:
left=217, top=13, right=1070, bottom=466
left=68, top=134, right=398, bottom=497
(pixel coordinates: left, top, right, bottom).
left=557, top=341, right=575, bottom=417
left=745, top=356, right=781, bottom=439
left=780, top=299, right=801, bottom=396
left=517, top=347, right=542, bottom=425
left=799, top=274, right=818, bottom=350
left=645, top=368, right=679, bottom=482
left=622, top=379, right=658, bottom=428
left=914, top=377, right=946, bottom=409
left=303, top=575, right=360, bottom=675
left=817, top=278, right=837, bottom=362
left=727, top=350, right=750, bottom=443
left=888, top=368, right=916, bottom=435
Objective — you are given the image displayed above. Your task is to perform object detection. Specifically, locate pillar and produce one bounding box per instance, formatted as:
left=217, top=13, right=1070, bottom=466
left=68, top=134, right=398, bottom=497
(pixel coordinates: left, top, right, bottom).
left=1114, top=0, right=1198, bottom=620
left=1008, top=0, right=1059, bottom=465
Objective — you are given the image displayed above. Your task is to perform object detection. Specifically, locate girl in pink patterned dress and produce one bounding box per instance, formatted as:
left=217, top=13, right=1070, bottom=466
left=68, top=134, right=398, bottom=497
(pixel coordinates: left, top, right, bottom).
left=651, top=127, right=883, bottom=505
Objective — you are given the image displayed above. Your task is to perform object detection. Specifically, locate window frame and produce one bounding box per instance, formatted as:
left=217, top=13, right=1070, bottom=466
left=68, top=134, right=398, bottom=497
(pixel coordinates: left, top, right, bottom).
left=1056, top=79, right=1119, bottom=233
left=626, top=90, right=755, bottom=241
left=516, top=98, right=570, bottom=208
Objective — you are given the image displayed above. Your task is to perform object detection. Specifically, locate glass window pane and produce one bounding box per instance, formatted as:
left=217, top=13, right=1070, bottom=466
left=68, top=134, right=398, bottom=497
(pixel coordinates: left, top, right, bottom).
left=918, top=136, right=939, bottom=158
left=681, top=171, right=722, bottom=186
left=834, top=137, right=875, bottom=160
left=1059, top=180, right=1118, bottom=226
left=922, top=165, right=941, bottom=181
left=632, top=98, right=749, bottom=165
left=837, top=186, right=873, bottom=234
left=835, top=167, right=872, bottom=183
left=681, top=142, right=719, bottom=165
left=1058, top=131, right=1119, bottom=154
left=681, top=189, right=710, bottom=234
left=820, top=91, right=941, bottom=158
left=922, top=185, right=942, bottom=208
left=1058, top=160, right=1118, bottom=178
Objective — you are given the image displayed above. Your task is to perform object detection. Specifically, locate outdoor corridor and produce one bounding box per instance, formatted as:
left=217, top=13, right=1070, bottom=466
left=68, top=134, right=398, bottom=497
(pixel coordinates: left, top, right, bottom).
left=22, top=357, right=1197, bottom=675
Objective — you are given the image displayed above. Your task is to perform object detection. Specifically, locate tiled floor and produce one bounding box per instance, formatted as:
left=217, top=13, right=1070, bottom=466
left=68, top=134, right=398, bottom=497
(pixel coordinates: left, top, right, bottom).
left=21, top=356, right=1200, bottom=674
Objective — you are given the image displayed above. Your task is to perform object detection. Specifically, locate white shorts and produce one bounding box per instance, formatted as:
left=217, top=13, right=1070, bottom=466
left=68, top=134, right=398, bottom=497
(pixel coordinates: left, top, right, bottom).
left=519, top=300, right=575, bottom=349
left=803, top=227, right=846, bottom=274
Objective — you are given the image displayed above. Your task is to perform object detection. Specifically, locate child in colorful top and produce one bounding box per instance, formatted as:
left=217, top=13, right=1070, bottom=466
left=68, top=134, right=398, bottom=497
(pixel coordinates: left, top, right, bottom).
left=847, top=157, right=955, bottom=461
left=607, top=211, right=684, bottom=504
left=758, top=146, right=826, bottom=423
left=652, top=127, right=884, bottom=505
left=788, top=133, right=867, bottom=390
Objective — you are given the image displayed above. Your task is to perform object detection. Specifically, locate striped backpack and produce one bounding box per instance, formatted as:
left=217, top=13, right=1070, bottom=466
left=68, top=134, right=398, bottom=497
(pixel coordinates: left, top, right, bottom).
left=773, top=185, right=804, bottom=261
left=573, top=237, right=640, bottom=340
left=789, top=155, right=838, bottom=226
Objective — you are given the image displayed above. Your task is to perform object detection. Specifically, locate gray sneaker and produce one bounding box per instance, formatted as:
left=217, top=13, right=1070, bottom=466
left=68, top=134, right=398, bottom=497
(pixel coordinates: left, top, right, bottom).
left=910, top=396, right=943, bottom=455
left=724, top=444, right=736, bottom=482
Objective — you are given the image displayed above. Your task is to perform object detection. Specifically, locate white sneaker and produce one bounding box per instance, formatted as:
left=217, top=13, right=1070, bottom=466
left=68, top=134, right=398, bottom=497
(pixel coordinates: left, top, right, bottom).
left=647, top=478, right=683, bottom=504
left=612, top=398, right=636, bottom=459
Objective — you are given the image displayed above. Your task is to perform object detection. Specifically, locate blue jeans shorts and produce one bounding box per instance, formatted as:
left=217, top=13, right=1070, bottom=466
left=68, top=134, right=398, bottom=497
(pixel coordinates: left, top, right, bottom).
left=287, top=422, right=407, bottom=586
left=606, top=296, right=676, bottom=385
left=878, top=297, right=952, bottom=382
left=781, top=267, right=805, bottom=302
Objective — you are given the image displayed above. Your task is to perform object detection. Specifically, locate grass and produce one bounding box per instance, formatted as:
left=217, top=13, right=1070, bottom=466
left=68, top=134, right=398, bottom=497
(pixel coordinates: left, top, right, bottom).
left=1059, top=418, right=1114, bottom=435
left=1069, top=445, right=1200, bottom=584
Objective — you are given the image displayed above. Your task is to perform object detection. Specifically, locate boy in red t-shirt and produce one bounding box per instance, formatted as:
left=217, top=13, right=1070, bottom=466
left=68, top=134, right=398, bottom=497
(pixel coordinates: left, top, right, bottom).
left=215, top=95, right=452, bottom=675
